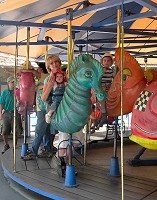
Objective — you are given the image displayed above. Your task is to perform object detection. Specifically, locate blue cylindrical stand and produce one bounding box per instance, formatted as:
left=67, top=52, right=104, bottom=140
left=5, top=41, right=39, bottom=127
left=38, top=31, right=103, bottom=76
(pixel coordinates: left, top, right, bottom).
left=21, top=143, right=28, bottom=158
left=110, top=157, right=120, bottom=176
left=64, top=165, right=77, bottom=187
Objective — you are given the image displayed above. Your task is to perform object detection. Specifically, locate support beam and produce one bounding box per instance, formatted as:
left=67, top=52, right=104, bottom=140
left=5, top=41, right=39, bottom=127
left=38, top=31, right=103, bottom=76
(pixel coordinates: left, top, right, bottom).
left=0, top=20, right=157, bottom=37
left=44, top=0, right=134, bottom=23
left=38, top=0, right=134, bottom=40
left=136, top=0, right=157, bottom=13
left=1, top=39, right=157, bottom=46
left=94, top=11, right=156, bottom=27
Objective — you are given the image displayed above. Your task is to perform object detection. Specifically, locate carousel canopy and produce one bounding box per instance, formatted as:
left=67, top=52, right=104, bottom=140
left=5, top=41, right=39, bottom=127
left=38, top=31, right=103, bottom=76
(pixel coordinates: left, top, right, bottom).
left=0, top=0, right=157, bottom=66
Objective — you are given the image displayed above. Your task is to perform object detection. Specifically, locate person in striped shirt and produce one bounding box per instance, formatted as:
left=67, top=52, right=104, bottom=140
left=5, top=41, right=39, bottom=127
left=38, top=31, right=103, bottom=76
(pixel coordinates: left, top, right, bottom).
left=101, top=53, right=116, bottom=93
left=91, top=53, right=117, bottom=130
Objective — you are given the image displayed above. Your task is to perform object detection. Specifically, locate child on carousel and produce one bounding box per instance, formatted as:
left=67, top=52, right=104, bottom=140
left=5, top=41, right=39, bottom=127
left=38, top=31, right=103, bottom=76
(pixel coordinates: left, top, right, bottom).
left=45, top=69, right=67, bottom=123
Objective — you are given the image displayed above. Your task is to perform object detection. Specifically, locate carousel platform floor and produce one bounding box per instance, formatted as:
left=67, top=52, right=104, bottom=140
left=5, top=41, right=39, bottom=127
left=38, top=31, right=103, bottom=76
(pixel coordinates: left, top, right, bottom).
left=1, top=137, right=157, bottom=200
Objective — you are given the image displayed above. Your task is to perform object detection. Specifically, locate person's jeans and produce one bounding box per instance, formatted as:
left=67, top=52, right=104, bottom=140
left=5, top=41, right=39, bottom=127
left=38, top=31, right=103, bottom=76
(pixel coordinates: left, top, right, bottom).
left=31, top=111, right=51, bottom=155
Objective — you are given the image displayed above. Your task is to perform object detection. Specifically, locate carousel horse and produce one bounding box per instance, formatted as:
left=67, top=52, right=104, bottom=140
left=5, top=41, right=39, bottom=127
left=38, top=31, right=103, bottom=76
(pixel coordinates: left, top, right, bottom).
left=106, top=48, right=147, bottom=117
left=51, top=53, right=107, bottom=133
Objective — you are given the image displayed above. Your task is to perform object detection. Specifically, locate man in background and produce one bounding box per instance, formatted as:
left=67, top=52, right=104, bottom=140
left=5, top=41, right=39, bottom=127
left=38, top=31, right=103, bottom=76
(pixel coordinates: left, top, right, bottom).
left=0, top=76, right=22, bottom=154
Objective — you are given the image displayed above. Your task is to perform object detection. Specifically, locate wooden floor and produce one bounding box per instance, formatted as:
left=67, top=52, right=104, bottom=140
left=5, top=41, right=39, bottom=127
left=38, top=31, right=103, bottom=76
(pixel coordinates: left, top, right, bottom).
left=1, top=137, right=157, bottom=200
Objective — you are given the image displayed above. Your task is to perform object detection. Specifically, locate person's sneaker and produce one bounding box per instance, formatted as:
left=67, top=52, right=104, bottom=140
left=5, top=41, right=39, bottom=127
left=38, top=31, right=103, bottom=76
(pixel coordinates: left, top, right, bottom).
left=1, top=144, right=10, bottom=154
left=38, top=151, right=53, bottom=158
left=52, top=156, right=66, bottom=177
left=45, top=113, right=52, bottom=124
left=23, top=151, right=36, bottom=161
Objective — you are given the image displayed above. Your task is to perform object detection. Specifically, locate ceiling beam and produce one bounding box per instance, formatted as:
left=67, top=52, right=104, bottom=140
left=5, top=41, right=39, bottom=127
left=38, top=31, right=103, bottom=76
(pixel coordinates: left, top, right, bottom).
left=1, top=38, right=157, bottom=46
left=38, top=0, right=134, bottom=41
left=93, top=11, right=156, bottom=27
left=1, top=19, right=157, bottom=37
left=44, top=0, right=134, bottom=23
left=136, top=0, right=157, bottom=14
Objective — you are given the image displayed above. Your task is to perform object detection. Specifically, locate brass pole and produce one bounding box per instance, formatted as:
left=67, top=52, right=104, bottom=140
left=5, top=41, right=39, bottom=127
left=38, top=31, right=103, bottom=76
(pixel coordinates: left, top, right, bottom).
left=120, top=1, right=125, bottom=199
left=71, top=37, right=74, bottom=64
left=83, top=124, right=88, bottom=165
left=121, top=26, right=124, bottom=200
left=144, top=58, right=147, bottom=71
left=117, top=8, right=121, bottom=48
left=67, top=8, right=74, bottom=78
left=13, top=26, right=19, bottom=172
left=67, top=20, right=72, bottom=78
left=26, top=27, right=30, bottom=69
left=45, top=36, right=49, bottom=68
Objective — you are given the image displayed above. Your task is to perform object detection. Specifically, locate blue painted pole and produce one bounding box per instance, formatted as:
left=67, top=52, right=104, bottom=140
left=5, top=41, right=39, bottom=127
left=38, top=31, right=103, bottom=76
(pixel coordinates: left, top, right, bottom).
left=110, top=117, right=120, bottom=176
left=64, top=133, right=77, bottom=187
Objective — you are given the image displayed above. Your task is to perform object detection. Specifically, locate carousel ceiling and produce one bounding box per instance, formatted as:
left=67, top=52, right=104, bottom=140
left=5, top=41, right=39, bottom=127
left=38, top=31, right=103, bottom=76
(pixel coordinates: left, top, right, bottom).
left=0, top=0, right=157, bottom=66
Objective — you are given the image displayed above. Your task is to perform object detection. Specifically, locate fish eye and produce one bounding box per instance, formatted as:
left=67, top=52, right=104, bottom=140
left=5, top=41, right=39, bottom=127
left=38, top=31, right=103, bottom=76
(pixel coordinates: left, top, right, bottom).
left=123, top=74, right=128, bottom=81
left=122, top=68, right=131, bottom=81
left=85, top=70, right=92, bottom=78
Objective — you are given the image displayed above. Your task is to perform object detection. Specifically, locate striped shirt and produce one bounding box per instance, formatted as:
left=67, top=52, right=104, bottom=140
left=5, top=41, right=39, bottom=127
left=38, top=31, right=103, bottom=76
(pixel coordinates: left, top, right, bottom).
left=101, top=67, right=115, bottom=92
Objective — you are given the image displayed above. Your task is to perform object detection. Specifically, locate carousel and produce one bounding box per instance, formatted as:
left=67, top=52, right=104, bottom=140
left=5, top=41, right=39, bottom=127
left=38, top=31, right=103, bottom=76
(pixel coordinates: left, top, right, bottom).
left=1, top=1, right=157, bottom=200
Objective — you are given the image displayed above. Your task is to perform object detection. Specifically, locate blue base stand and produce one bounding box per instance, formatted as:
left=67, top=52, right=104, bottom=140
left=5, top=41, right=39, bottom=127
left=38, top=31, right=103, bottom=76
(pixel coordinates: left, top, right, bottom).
left=21, top=143, right=28, bottom=158
left=110, top=157, right=120, bottom=176
left=64, top=165, right=77, bottom=187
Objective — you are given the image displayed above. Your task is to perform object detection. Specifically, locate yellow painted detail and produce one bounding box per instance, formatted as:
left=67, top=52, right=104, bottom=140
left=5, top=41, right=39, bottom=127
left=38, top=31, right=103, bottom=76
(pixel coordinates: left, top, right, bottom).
left=129, top=135, right=157, bottom=150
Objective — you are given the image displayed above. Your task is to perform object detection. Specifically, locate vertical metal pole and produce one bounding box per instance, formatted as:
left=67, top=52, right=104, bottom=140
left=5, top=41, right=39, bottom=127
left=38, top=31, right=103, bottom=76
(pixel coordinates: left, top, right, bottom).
left=111, top=7, right=121, bottom=161
left=68, top=134, right=73, bottom=166
left=67, top=8, right=74, bottom=79
left=113, top=117, right=118, bottom=157
left=86, top=31, right=89, bottom=53
left=121, top=1, right=125, bottom=199
left=45, top=36, right=49, bottom=68
left=84, top=123, right=89, bottom=165
left=27, top=113, right=30, bottom=138
left=67, top=21, right=72, bottom=78
left=23, top=27, right=30, bottom=144
left=13, top=26, right=19, bottom=172
left=144, top=57, right=147, bottom=71
left=66, top=9, right=74, bottom=166
left=117, top=8, right=121, bottom=48
left=24, top=107, right=28, bottom=144
left=26, top=27, right=30, bottom=69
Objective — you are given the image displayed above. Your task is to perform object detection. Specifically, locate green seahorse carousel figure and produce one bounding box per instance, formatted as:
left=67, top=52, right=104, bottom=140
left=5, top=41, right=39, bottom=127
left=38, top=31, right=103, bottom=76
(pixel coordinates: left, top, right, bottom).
left=51, top=53, right=107, bottom=187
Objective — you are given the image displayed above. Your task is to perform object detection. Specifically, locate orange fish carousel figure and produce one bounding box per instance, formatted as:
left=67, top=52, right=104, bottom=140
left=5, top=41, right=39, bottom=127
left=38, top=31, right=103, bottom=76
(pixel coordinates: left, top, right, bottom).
left=106, top=48, right=147, bottom=117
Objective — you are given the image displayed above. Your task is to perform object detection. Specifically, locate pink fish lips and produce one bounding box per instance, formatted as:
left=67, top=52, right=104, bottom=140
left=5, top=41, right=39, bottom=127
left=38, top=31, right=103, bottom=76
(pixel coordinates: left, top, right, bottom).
left=130, top=81, right=157, bottom=150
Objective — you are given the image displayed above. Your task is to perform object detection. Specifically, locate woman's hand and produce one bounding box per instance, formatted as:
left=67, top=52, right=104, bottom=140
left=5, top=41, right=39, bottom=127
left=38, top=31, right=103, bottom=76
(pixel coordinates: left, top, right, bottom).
left=46, top=73, right=55, bottom=87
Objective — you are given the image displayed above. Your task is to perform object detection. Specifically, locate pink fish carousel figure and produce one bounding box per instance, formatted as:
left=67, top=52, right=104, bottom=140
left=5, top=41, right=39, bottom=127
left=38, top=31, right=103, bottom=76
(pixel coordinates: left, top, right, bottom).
left=16, top=61, right=40, bottom=115
left=129, top=69, right=157, bottom=166
left=16, top=61, right=40, bottom=158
